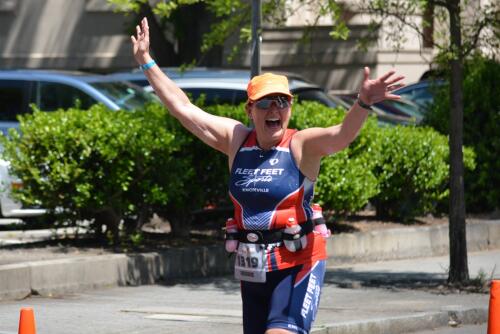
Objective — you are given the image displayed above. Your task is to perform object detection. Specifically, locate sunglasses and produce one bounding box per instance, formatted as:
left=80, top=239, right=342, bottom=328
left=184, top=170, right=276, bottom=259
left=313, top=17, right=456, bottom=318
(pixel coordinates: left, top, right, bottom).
left=253, top=96, right=291, bottom=110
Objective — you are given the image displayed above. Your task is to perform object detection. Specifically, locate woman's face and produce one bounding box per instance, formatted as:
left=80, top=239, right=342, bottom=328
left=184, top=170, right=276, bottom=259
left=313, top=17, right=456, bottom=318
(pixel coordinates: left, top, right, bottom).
left=246, top=94, right=292, bottom=149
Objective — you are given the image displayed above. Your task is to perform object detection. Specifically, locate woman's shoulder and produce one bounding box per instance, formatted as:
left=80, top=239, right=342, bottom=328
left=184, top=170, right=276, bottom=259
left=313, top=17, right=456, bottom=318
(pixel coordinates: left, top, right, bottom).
left=229, top=125, right=253, bottom=156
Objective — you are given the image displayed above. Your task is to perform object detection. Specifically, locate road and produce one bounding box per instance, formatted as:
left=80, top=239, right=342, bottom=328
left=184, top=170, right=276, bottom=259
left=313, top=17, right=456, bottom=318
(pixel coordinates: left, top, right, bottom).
left=411, top=323, right=487, bottom=333
left=0, top=250, right=497, bottom=334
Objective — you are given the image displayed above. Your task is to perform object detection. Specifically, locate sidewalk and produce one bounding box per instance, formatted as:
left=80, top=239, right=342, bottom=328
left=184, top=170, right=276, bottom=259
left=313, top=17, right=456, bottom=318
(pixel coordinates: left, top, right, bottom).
left=1, top=219, right=498, bottom=301
left=0, top=219, right=499, bottom=334
left=314, top=250, right=499, bottom=333
left=0, top=250, right=497, bottom=334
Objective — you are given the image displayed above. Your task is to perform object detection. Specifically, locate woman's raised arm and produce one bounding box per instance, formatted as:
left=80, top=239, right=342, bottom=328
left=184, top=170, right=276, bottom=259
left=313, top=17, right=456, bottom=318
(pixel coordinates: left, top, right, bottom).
left=131, top=17, right=246, bottom=155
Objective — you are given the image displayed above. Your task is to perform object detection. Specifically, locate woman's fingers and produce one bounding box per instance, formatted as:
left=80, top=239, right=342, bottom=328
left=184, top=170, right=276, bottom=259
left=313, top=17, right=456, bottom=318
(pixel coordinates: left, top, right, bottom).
left=136, top=25, right=142, bottom=39
left=378, top=70, right=396, bottom=82
left=385, top=93, right=402, bottom=100
left=384, top=75, right=405, bottom=86
left=363, top=66, right=370, bottom=82
left=386, top=83, right=405, bottom=91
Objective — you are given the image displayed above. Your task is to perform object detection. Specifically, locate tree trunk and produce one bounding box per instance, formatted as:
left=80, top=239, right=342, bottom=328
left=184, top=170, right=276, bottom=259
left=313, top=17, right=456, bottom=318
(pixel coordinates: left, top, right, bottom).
left=139, top=4, right=178, bottom=66
left=422, top=3, right=434, bottom=48
left=447, top=0, right=469, bottom=284
left=168, top=207, right=192, bottom=238
left=94, top=207, right=122, bottom=247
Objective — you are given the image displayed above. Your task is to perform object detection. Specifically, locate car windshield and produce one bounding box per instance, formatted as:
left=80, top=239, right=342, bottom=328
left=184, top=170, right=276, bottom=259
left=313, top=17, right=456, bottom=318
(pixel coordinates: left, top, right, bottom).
left=378, top=99, right=424, bottom=120
left=294, top=89, right=342, bottom=108
left=90, top=81, right=158, bottom=110
left=398, top=87, right=434, bottom=108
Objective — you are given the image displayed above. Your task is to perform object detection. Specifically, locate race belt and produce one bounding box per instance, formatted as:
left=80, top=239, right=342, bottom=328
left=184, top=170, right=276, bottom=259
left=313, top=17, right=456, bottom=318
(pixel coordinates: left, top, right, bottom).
left=226, top=220, right=314, bottom=244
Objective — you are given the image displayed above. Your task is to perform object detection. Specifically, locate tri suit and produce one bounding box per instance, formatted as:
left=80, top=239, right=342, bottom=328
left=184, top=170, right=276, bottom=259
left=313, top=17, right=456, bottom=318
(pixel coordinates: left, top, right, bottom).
left=229, top=128, right=327, bottom=334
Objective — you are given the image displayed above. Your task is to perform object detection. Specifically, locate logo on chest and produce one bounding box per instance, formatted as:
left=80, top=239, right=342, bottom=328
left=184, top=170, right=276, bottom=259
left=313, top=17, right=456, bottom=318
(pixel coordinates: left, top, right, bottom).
left=233, top=167, right=284, bottom=191
left=270, top=158, right=279, bottom=166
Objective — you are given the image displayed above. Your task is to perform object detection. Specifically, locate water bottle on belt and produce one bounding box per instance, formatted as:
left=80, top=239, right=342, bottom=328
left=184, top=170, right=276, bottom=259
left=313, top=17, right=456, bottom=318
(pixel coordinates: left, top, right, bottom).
left=312, top=203, right=331, bottom=238
left=224, top=218, right=239, bottom=253
left=283, top=218, right=307, bottom=252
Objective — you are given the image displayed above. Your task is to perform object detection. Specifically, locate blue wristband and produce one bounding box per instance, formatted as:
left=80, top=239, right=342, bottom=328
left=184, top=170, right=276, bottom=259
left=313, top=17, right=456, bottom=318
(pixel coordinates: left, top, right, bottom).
left=140, top=60, right=156, bottom=71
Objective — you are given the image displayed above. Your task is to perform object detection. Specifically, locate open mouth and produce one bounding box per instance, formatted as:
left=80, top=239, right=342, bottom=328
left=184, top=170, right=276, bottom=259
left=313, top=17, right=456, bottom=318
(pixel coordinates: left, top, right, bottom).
left=265, top=119, right=281, bottom=128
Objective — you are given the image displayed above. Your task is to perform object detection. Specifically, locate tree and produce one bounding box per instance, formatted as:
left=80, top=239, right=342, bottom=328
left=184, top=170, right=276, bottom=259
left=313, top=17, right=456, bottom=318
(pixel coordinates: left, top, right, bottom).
left=108, top=0, right=350, bottom=66
left=108, top=0, right=219, bottom=66
left=363, top=0, right=499, bottom=284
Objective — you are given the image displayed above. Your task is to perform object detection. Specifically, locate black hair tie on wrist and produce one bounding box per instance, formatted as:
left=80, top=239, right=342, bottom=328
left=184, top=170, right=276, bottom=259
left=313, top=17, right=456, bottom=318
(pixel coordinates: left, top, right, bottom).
left=356, top=94, right=373, bottom=110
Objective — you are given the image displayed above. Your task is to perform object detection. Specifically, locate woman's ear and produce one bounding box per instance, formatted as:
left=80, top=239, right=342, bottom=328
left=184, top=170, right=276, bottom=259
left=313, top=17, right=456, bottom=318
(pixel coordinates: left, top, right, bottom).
left=245, top=103, right=253, bottom=120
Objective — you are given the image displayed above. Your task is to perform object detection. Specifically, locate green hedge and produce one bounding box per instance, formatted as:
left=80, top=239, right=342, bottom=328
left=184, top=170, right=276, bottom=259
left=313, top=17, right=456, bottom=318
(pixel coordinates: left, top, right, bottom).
left=371, top=126, right=475, bottom=221
left=0, top=104, right=192, bottom=242
left=0, top=100, right=476, bottom=241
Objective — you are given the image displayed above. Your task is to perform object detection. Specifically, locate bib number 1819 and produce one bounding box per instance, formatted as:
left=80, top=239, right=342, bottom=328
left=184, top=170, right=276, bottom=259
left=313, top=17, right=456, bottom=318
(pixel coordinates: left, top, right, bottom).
left=234, top=243, right=266, bottom=283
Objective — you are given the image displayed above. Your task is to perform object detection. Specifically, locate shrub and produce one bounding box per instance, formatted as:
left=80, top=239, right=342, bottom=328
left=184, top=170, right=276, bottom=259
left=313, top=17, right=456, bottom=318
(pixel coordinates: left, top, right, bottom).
left=372, top=126, right=460, bottom=220
left=1, top=99, right=477, bottom=243
left=0, top=103, right=191, bottom=242
left=155, top=102, right=249, bottom=229
left=425, top=54, right=500, bottom=212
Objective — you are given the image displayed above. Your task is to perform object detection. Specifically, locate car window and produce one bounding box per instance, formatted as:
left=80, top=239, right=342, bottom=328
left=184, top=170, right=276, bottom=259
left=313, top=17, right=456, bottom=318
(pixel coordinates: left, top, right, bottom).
left=398, top=86, right=434, bottom=108
left=35, top=81, right=96, bottom=111
left=376, top=100, right=421, bottom=118
left=0, top=80, right=31, bottom=119
left=90, top=81, right=156, bottom=110
left=294, top=89, right=340, bottom=108
left=129, top=79, right=149, bottom=87
left=183, top=88, right=248, bottom=105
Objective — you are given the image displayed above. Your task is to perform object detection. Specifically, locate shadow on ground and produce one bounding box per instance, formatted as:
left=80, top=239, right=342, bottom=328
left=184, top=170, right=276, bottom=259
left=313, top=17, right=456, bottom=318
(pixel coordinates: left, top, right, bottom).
left=324, top=269, right=489, bottom=294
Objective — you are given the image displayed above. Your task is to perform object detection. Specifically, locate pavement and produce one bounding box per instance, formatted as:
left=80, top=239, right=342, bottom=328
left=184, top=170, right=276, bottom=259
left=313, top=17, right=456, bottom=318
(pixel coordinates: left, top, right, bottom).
left=0, top=219, right=499, bottom=334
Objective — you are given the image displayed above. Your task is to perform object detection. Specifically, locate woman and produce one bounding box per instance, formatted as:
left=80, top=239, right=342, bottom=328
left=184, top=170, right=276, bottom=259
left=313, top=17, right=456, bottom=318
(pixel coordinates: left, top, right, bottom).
left=131, top=17, right=404, bottom=334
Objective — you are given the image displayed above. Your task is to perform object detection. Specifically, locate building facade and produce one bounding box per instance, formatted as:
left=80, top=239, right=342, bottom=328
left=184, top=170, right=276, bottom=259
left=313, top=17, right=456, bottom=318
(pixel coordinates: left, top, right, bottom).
left=0, top=0, right=433, bottom=92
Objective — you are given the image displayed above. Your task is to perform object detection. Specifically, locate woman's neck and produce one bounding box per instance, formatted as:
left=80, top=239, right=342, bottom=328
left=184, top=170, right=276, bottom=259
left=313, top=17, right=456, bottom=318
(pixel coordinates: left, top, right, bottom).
left=255, top=134, right=280, bottom=151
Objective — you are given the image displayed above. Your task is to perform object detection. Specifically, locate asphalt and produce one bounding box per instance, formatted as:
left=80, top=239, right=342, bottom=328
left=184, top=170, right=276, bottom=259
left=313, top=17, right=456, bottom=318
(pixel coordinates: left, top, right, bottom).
left=0, top=219, right=498, bottom=334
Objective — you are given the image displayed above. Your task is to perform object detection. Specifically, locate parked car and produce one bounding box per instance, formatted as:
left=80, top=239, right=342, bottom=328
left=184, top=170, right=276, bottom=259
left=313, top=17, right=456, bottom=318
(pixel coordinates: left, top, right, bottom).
left=0, top=70, right=156, bottom=124
left=0, top=160, right=46, bottom=218
left=393, top=79, right=445, bottom=112
left=109, top=67, right=348, bottom=108
left=114, top=67, right=423, bottom=126
left=0, top=70, right=158, bottom=218
left=337, top=93, right=424, bottom=126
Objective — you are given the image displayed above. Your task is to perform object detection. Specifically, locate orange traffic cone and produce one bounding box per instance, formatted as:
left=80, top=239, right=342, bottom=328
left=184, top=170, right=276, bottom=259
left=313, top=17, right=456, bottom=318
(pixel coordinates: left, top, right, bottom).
left=18, top=307, right=36, bottom=334
left=488, top=280, right=500, bottom=334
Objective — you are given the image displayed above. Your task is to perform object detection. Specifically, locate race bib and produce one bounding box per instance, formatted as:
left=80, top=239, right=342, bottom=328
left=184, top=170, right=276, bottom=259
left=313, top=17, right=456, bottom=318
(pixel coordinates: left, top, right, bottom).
left=234, top=243, right=267, bottom=283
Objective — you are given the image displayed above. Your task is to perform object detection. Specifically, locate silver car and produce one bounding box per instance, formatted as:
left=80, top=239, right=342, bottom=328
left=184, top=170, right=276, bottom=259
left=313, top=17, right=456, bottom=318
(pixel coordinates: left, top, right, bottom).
left=108, top=67, right=348, bottom=108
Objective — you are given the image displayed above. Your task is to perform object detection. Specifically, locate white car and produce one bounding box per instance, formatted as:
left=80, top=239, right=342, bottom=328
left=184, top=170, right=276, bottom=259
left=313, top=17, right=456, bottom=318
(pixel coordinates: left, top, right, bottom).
left=0, top=159, right=46, bottom=217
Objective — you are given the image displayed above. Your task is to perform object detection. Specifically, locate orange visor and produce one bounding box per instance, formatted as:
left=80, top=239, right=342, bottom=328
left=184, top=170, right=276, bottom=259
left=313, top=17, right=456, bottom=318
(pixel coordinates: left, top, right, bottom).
left=247, top=73, right=293, bottom=101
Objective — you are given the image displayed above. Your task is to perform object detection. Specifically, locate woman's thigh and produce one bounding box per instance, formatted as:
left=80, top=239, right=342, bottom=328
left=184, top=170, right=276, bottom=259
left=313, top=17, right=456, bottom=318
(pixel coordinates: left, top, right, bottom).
left=241, top=261, right=326, bottom=334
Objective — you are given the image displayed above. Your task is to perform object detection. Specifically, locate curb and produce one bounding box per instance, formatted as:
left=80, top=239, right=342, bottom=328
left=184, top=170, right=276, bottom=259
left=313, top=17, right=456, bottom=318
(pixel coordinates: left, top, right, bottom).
left=327, top=219, right=500, bottom=265
left=311, top=307, right=488, bottom=334
left=0, top=220, right=499, bottom=300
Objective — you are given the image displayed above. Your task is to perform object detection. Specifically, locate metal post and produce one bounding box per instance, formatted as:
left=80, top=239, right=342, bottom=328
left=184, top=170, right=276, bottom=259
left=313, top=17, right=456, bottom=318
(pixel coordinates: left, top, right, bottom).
left=251, top=0, right=261, bottom=78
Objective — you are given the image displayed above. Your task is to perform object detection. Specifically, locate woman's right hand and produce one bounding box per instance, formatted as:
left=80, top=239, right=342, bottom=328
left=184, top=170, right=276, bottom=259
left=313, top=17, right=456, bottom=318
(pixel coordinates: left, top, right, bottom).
left=130, top=17, right=151, bottom=64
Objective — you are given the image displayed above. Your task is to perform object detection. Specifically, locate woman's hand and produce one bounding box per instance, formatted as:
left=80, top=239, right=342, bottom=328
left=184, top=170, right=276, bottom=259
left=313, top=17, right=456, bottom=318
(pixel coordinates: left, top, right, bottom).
left=130, top=17, right=151, bottom=64
left=358, top=67, right=405, bottom=106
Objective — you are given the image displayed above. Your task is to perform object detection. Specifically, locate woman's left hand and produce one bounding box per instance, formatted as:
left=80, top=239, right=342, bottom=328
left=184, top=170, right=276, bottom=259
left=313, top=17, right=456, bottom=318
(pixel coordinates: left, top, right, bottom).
left=358, top=67, right=405, bottom=106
